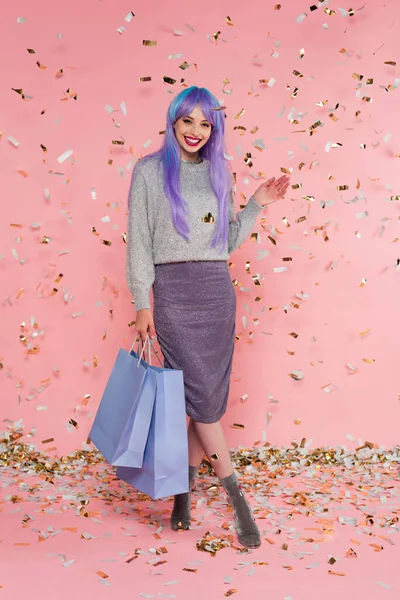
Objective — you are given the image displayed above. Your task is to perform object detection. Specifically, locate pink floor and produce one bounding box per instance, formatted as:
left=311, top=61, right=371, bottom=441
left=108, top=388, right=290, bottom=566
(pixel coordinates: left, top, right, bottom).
left=1, top=438, right=399, bottom=600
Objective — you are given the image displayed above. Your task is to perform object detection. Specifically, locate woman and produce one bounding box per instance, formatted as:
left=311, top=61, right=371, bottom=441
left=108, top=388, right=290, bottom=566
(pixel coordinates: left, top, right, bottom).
left=126, top=86, right=289, bottom=549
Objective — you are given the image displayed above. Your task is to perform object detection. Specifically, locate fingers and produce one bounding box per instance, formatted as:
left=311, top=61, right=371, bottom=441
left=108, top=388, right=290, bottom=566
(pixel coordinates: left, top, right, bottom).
left=149, top=323, right=156, bottom=340
left=136, top=322, right=156, bottom=344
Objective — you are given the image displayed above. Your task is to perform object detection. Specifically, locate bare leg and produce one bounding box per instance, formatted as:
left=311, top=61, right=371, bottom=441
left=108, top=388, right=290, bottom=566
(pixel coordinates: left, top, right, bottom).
left=187, top=419, right=205, bottom=467
left=192, top=420, right=261, bottom=549
left=192, top=421, right=234, bottom=479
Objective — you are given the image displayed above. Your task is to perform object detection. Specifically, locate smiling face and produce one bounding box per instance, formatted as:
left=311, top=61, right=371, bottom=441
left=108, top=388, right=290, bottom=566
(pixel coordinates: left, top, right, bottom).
left=173, top=104, right=213, bottom=161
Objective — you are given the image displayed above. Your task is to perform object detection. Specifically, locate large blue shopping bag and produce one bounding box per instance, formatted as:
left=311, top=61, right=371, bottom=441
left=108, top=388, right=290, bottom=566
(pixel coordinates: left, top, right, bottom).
left=89, top=337, right=157, bottom=468
left=116, top=357, right=189, bottom=500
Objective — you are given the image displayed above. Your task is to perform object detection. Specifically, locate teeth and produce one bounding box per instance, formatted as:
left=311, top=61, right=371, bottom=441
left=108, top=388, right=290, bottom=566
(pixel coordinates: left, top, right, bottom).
left=185, top=136, right=200, bottom=145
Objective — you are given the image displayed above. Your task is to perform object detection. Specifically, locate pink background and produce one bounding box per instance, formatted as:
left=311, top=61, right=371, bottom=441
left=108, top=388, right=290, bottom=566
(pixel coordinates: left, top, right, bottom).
left=1, top=0, right=399, bottom=456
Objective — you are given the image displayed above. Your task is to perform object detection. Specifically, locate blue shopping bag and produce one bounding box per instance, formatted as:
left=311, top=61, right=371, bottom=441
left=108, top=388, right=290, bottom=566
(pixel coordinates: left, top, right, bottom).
left=116, top=355, right=189, bottom=500
left=89, top=337, right=157, bottom=468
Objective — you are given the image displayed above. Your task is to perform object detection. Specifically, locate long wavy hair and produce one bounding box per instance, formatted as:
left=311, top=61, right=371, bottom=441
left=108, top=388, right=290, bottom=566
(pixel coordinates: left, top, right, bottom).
left=136, top=86, right=231, bottom=252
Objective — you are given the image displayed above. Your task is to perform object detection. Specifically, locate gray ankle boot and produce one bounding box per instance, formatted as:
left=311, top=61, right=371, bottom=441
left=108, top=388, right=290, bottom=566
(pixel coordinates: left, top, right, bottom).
left=170, top=465, right=198, bottom=531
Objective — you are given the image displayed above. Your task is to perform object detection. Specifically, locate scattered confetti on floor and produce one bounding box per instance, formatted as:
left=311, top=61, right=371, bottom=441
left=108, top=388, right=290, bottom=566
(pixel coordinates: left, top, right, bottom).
left=1, top=422, right=399, bottom=599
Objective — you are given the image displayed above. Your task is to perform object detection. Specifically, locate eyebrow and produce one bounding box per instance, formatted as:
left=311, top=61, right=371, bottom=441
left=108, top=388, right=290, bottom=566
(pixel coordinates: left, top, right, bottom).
left=183, top=116, right=211, bottom=123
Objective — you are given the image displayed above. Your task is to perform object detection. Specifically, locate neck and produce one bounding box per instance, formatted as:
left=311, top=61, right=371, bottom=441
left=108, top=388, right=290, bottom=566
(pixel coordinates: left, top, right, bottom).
left=180, top=150, right=200, bottom=162
left=181, top=154, right=203, bottom=164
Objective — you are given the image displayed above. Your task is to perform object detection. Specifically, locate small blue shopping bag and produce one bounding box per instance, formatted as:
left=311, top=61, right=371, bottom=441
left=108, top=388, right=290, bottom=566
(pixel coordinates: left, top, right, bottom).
left=89, top=337, right=157, bottom=468
left=116, top=350, right=189, bottom=500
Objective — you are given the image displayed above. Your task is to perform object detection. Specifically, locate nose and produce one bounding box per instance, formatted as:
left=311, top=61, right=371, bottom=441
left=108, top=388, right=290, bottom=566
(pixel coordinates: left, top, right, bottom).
left=190, top=124, right=201, bottom=138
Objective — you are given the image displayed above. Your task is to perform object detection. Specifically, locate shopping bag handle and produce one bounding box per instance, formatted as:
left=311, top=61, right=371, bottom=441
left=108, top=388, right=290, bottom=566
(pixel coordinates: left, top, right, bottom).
left=129, top=335, right=164, bottom=368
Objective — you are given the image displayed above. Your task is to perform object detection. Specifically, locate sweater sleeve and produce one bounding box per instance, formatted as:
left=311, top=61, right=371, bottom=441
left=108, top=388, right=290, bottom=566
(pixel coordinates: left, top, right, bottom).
left=126, top=164, right=155, bottom=311
left=227, top=190, right=265, bottom=255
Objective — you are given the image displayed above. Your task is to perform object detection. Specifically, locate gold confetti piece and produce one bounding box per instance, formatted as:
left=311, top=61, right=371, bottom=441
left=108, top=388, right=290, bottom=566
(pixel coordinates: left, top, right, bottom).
left=42, top=438, right=54, bottom=444
left=163, top=76, right=177, bottom=85
left=225, top=16, right=234, bottom=26
left=384, top=61, right=396, bottom=66
left=211, top=453, right=219, bottom=460
left=14, top=542, right=30, bottom=546
left=352, top=72, right=363, bottom=81
left=234, top=109, right=245, bottom=120
left=202, top=212, right=215, bottom=223
left=337, top=185, right=349, bottom=191
left=69, top=418, right=78, bottom=428
left=143, top=40, right=157, bottom=46
left=225, top=590, right=237, bottom=597
left=362, top=96, right=372, bottom=103
left=183, top=567, right=198, bottom=573
left=294, top=419, right=301, bottom=425
left=359, top=328, right=370, bottom=336
left=359, top=277, right=367, bottom=287
left=139, top=76, right=152, bottom=82
left=93, top=356, right=98, bottom=368
left=328, top=571, right=346, bottom=576
left=362, top=358, right=375, bottom=364
left=96, top=571, right=109, bottom=579
left=232, top=423, right=245, bottom=429
left=274, top=4, right=282, bottom=9
left=101, top=240, right=112, bottom=246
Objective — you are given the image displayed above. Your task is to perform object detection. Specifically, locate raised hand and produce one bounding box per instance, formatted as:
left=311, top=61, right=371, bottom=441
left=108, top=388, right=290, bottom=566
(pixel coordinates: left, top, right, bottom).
left=253, top=175, right=290, bottom=207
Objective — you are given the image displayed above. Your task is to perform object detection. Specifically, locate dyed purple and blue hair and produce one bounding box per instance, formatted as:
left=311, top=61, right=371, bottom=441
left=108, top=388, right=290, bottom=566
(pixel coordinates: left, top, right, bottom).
left=135, top=86, right=231, bottom=252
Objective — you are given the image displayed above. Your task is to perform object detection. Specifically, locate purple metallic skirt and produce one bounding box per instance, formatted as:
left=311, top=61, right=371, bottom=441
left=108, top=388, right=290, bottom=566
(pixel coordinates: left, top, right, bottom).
left=153, top=261, right=236, bottom=424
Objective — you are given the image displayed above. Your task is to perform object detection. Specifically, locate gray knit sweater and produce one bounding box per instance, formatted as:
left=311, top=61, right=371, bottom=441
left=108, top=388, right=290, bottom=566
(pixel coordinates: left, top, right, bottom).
left=126, top=155, right=265, bottom=311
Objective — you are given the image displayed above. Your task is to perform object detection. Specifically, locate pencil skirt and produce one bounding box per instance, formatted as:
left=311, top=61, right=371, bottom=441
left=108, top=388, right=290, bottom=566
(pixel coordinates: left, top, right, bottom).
left=153, top=261, right=236, bottom=423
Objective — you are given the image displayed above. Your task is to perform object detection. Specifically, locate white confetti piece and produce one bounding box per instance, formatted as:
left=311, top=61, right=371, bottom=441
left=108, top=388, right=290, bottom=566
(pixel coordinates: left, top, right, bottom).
left=139, top=594, right=155, bottom=599
left=164, top=580, right=180, bottom=586
left=72, top=312, right=84, bottom=318
left=8, top=136, right=19, bottom=147
left=100, top=216, right=110, bottom=223
left=290, top=370, right=304, bottom=381
left=57, top=149, right=73, bottom=164
left=124, top=11, right=135, bottom=23
left=377, top=582, right=392, bottom=590
left=120, top=101, right=127, bottom=116
left=296, top=13, right=307, bottom=23
left=274, top=267, right=288, bottom=273
left=63, top=559, right=75, bottom=568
